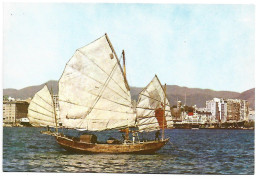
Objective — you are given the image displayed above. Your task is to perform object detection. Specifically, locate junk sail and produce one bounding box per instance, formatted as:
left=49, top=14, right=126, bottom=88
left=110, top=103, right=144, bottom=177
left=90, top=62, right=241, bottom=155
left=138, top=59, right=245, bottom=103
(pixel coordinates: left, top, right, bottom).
left=58, top=34, right=136, bottom=131
left=28, top=85, right=56, bottom=127
left=136, top=75, right=173, bottom=132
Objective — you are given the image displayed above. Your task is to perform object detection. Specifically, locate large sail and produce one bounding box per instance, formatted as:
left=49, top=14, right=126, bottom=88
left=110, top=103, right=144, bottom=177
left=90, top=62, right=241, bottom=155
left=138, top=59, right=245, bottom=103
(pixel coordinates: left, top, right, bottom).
left=136, top=75, right=173, bottom=132
left=28, top=85, right=56, bottom=127
left=58, top=34, right=136, bottom=131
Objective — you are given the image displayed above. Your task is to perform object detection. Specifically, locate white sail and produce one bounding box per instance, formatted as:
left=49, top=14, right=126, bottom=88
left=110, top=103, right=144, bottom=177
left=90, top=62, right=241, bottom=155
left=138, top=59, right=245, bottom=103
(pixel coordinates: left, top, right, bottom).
left=28, top=85, right=56, bottom=127
left=58, top=34, right=136, bottom=131
left=136, top=75, right=173, bottom=132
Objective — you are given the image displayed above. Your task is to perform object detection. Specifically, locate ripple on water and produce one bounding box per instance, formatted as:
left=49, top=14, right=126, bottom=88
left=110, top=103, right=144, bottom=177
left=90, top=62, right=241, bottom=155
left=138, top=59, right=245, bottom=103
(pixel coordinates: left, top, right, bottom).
left=3, top=127, right=255, bottom=174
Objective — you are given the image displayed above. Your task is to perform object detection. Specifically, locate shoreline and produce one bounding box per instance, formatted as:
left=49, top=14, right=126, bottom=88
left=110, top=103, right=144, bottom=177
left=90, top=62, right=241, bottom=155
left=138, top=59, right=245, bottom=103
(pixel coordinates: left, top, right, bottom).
left=3, top=125, right=254, bottom=130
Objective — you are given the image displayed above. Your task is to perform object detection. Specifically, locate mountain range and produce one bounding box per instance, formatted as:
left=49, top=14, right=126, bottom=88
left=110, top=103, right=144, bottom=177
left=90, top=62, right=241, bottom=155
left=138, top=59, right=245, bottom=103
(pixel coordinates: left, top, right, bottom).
left=3, top=80, right=255, bottom=109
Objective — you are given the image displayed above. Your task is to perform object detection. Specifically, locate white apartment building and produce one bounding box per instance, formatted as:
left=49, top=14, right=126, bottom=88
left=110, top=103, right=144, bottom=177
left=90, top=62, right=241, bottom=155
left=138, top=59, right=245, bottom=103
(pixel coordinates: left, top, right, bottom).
left=206, top=98, right=227, bottom=123
left=206, top=98, right=249, bottom=122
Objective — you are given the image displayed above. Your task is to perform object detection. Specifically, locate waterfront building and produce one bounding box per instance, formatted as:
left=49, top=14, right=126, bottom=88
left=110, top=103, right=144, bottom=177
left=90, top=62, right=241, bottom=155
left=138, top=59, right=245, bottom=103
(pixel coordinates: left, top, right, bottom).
left=171, top=107, right=181, bottom=119
left=197, top=110, right=212, bottom=123
left=206, top=98, right=249, bottom=123
left=3, top=101, right=29, bottom=126
left=226, top=99, right=241, bottom=122
left=248, top=109, right=255, bottom=121
left=177, top=101, right=182, bottom=109
left=240, top=100, right=249, bottom=121
left=8, top=97, right=15, bottom=101
left=186, top=112, right=200, bottom=124
left=206, top=98, right=227, bottom=123
left=197, top=107, right=208, bottom=112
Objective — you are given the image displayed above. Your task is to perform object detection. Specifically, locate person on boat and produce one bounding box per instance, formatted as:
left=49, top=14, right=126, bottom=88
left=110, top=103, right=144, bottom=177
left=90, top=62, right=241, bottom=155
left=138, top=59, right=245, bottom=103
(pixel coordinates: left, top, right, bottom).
left=47, top=125, right=50, bottom=131
left=155, top=130, right=160, bottom=141
left=132, top=132, right=136, bottom=144
left=125, top=128, right=129, bottom=141
left=122, top=134, right=126, bottom=143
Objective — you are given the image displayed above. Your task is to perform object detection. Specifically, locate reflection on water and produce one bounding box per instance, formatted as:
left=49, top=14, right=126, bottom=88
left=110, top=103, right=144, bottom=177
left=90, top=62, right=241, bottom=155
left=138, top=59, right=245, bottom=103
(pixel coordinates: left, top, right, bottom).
left=25, top=152, right=176, bottom=173
left=3, top=127, right=254, bottom=174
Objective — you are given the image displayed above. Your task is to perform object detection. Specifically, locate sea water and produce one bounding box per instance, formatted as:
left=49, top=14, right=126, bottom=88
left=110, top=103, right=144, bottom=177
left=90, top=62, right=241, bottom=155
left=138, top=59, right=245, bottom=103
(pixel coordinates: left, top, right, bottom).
left=3, top=127, right=254, bottom=174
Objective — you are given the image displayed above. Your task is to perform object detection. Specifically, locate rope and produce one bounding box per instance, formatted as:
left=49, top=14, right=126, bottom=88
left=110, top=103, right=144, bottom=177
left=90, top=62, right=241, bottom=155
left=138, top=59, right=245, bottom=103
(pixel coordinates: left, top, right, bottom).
left=78, top=52, right=124, bottom=128
left=168, top=140, right=176, bottom=149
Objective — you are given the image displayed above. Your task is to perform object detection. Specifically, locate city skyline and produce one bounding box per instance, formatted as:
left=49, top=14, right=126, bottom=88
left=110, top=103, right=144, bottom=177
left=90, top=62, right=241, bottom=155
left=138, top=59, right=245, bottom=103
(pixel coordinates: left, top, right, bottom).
left=3, top=3, right=255, bottom=92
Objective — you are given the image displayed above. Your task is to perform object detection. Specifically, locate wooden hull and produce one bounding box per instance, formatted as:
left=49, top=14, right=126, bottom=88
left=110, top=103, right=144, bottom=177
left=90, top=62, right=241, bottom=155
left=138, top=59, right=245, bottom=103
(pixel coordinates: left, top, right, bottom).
left=56, top=136, right=169, bottom=154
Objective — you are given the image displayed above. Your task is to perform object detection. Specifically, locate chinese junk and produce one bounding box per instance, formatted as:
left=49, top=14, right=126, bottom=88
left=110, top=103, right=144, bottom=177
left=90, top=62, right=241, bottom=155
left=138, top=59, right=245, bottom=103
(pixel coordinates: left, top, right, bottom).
left=28, top=34, right=173, bottom=154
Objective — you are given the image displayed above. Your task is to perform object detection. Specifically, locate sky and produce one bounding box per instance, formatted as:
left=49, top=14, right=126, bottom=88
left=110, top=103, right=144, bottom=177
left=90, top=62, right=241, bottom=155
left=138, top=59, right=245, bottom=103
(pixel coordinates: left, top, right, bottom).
left=3, top=3, right=255, bottom=92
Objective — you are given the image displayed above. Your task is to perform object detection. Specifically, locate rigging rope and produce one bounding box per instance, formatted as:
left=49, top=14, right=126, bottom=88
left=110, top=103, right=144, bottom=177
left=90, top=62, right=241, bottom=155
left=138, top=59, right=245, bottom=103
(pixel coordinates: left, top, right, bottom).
left=78, top=51, right=124, bottom=128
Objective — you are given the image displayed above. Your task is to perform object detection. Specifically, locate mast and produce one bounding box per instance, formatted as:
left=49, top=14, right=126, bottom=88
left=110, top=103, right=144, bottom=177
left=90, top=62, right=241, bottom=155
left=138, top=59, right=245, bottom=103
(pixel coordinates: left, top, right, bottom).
left=105, top=33, right=130, bottom=91
left=162, top=83, right=166, bottom=140
left=185, top=92, right=186, bottom=106
left=50, top=87, right=58, bottom=135
left=122, top=50, right=126, bottom=78
left=176, top=97, right=178, bottom=120
left=122, top=49, right=129, bottom=140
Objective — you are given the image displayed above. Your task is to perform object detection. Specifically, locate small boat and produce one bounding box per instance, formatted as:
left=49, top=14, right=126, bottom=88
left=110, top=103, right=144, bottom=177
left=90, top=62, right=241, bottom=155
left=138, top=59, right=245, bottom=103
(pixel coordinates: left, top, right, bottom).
left=20, top=118, right=32, bottom=127
left=28, top=34, right=173, bottom=154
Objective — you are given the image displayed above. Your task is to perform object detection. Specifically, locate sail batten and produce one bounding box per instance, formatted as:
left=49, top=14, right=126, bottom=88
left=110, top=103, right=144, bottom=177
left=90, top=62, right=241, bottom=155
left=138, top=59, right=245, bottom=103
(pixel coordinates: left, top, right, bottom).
left=30, top=100, right=54, bottom=114
left=137, top=93, right=172, bottom=108
left=77, top=46, right=130, bottom=97
left=58, top=99, right=135, bottom=114
left=34, top=94, right=54, bottom=108
left=137, top=115, right=173, bottom=119
left=61, top=50, right=129, bottom=98
left=136, top=75, right=173, bottom=132
left=28, top=115, right=54, bottom=124
left=136, top=107, right=172, bottom=112
left=29, top=108, right=55, bottom=119
left=59, top=93, right=133, bottom=109
left=64, top=63, right=131, bottom=103
left=59, top=34, right=135, bottom=131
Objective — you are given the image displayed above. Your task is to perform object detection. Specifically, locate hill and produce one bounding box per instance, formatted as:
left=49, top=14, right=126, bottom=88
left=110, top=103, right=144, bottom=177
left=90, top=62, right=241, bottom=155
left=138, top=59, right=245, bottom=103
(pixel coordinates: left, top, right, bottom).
left=237, top=88, right=255, bottom=109
left=3, top=80, right=255, bottom=109
left=3, top=80, right=58, bottom=100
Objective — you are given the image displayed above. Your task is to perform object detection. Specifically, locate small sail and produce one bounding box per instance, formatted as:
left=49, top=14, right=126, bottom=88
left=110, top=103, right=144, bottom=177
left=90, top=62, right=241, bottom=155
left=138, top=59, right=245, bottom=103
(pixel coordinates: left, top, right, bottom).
left=136, top=75, right=173, bottom=132
left=58, top=34, right=136, bottom=131
left=28, top=85, right=56, bottom=127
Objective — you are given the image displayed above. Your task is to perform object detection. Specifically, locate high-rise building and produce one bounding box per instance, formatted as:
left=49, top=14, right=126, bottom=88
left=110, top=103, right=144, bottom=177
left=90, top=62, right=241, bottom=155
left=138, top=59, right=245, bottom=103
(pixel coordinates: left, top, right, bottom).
left=206, top=98, right=227, bottom=123
left=206, top=98, right=248, bottom=123
left=240, top=100, right=249, bottom=121
left=226, top=99, right=240, bottom=121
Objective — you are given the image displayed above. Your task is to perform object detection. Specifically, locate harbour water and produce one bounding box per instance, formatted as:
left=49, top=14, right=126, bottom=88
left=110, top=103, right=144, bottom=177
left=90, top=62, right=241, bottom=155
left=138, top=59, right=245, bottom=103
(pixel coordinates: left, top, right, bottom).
left=3, top=127, right=254, bottom=174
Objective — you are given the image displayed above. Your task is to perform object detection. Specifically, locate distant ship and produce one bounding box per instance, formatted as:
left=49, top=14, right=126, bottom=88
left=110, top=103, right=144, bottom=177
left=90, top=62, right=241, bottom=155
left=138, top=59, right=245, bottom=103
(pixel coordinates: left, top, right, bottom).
left=27, top=34, right=173, bottom=154
left=20, top=118, right=32, bottom=127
